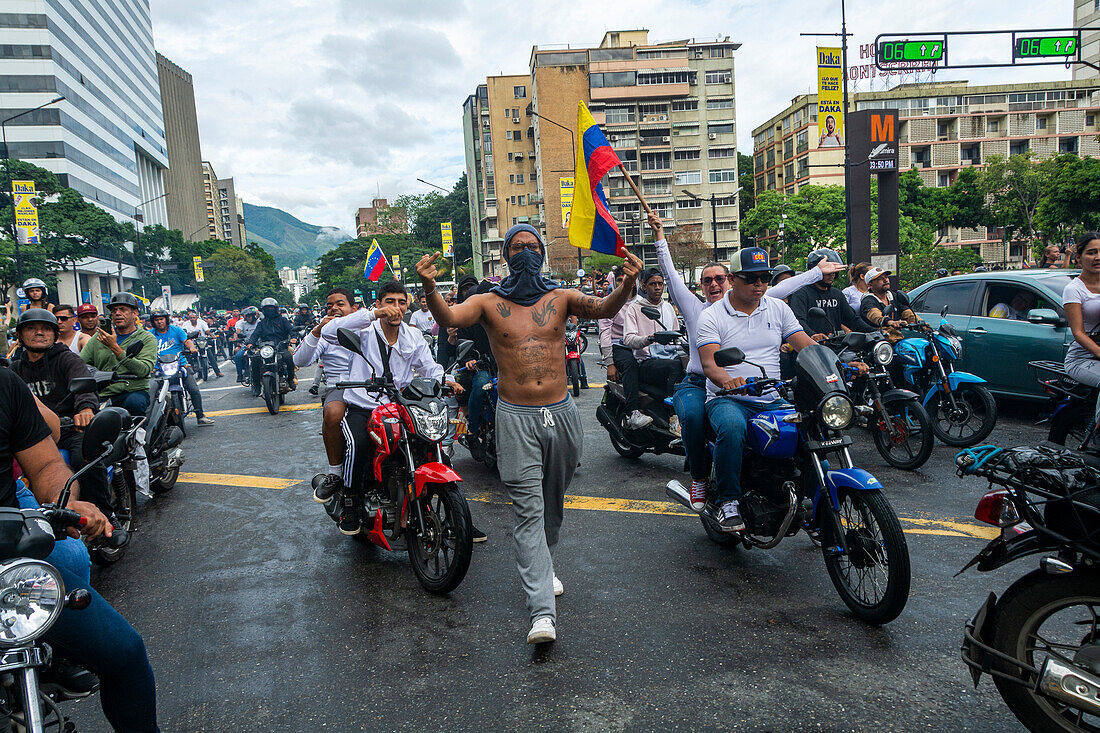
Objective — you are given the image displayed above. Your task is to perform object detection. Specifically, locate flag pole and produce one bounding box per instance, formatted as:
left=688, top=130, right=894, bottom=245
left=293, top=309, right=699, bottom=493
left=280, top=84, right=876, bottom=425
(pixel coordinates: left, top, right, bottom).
left=618, top=165, right=652, bottom=216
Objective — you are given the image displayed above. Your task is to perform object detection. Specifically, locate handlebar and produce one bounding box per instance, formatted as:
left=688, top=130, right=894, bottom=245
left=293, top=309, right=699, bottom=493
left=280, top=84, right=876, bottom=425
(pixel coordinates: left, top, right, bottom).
left=716, top=376, right=782, bottom=397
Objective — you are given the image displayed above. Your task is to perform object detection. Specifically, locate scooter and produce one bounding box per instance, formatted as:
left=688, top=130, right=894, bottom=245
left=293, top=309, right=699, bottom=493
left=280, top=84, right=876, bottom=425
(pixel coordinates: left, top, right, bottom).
left=956, top=442, right=1100, bottom=732
left=666, top=344, right=911, bottom=625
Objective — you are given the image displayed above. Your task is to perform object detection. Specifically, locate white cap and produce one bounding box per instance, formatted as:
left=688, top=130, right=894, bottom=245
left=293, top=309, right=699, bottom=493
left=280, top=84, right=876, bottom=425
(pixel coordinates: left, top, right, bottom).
left=865, top=266, right=892, bottom=284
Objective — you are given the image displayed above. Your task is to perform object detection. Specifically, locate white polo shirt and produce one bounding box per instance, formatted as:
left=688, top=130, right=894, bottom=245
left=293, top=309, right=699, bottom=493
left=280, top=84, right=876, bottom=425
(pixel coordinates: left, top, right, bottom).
left=696, top=293, right=804, bottom=403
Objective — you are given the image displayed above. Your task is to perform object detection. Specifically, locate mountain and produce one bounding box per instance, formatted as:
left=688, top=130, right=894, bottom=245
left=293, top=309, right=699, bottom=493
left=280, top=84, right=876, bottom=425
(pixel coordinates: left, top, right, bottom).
left=242, top=202, right=352, bottom=268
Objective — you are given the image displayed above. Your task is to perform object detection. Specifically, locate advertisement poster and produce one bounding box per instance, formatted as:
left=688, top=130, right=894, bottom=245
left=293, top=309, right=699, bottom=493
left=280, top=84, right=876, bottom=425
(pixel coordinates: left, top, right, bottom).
left=816, top=47, right=845, bottom=149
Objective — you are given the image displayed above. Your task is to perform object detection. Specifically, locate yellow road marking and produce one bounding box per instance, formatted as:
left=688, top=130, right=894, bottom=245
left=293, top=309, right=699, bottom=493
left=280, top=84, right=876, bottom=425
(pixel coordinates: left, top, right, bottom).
left=205, top=402, right=322, bottom=417
left=178, top=472, right=301, bottom=490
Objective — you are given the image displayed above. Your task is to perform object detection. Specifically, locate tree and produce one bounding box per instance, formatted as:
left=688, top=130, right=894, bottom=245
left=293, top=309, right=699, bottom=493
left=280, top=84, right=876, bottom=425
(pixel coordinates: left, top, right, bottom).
left=1034, top=153, right=1100, bottom=241
left=393, top=174, right=474, bottom=265
left=741, top=185, right=848, bottom=264
left=666, top=224, right=709, bottom=281
left=737, top=152, right=756, bottom=247
left=980, top=152, right=1050, bottom=243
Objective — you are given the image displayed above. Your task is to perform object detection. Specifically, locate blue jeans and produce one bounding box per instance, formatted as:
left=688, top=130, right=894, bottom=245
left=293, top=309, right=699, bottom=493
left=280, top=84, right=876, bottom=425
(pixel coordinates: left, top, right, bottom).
left=15, top=486, right=159, bottom=731
left=468, top=369, right=492, bottom=434
left=109, top=390, right=149, bottom=418
left=672, top=373, right=709, bottom=481
left=233, top=345, right=249, bottom=379
left=704, top=397, right=787, bottom=505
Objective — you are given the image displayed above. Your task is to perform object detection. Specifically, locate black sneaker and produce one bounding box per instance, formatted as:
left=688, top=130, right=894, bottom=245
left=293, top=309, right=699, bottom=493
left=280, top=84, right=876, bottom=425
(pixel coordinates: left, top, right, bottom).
left=308, top=384, right=319, bottom=396
left=468, top=434, right=486, bottom=462
left=339, top=507, right=361, bottom=536
left=40, top=655, right=99, bottom=700
left=312, top=473, right=342, bottom=504
left=472, top=526, right=487, bottom=543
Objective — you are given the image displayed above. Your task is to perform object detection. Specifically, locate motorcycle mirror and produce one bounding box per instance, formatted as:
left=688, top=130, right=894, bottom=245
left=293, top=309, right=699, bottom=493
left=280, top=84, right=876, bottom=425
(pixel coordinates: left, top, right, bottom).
left=455, top=340, right=474, bottom=365
left=336, top=327, right=365, bottom=358
left=640, top=305, right=662, bottom=322
left=80, top=407, right=128, bottom=463
left=807, top=307, right=827, bottom=320
left=69, top=376, right=98, bottom=393
left=714, top=347, right=745, bottom=368
left=125, top=340, right=144, bottom=359
left=941, top=305, right=949, bottom=318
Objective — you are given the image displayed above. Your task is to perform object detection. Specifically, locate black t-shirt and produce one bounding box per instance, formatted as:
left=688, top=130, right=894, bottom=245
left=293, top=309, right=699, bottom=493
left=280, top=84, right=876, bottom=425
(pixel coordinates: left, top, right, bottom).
left=0, top=366, right=53, bottom=508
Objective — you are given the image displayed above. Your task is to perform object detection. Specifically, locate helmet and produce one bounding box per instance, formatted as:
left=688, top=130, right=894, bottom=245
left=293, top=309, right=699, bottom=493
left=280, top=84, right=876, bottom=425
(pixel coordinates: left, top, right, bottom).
left=150, top=308, right=170, bottom=320
left=298, top=304, right=309, bottom=310
left=806, top=249, right=844, bottom=269
left=21, top=278, right=46, bottom=295
left=935, top=268, right=948, bottom=278
left=108, top=292, right=141, bottom=310
left=16, top=308, right=58, bottom=331
left=260, top=298, right=278, bottom=308
left=769, top=264, right=794, bottom=286
left=243, top=306, right=258, bottom=317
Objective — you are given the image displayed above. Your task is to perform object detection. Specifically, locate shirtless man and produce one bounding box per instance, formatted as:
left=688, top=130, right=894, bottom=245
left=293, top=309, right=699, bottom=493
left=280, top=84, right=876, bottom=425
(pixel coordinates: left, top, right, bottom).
left=417, top=223, right=642, bottom=645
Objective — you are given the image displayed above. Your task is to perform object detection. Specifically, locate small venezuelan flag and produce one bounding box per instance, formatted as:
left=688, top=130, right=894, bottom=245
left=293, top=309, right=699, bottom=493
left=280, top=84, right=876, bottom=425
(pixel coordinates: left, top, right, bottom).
left=363, top=238, right=387, bottom=282
left=568, top=101, right=626, bottom=258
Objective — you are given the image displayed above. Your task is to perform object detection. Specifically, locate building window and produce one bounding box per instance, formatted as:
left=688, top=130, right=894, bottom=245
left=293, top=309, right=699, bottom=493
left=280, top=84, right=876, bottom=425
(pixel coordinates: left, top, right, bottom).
left=509, top=174, right=515, bottom=183
left=1088, top=114, right=1096, bottom=126
left=673, top=124, right=699, bottom=136
left=676, top=198, right=702, bottom=209
left=706, top=98, right=733, bottom=110
left=1060, top=136, right=1079, bottom=154
left=708, top=147, right=735, bottom=158
left=513, top=85, right=526, bottom=98
left=987, top=120, right=999, bottom=133
left=638, top=71, right=693, bottom=85
left=671, top=100, right=698, bottom=111
left=709, top=168, right=736, bottom=183
left=516, top=173, right=524, bottom=184
left=674, top=171, right=702, bottom=185
left=707, top=122, right=735, bottom=135
left=709, top=47, right=726, bottom=58
left=640, top=152, right=671, bottom=170
left=590, top=71, right=637, bottom=88
left=674, top=149, right=700, bottom=160
left=505, top=130, right=512, bottom=140
left=517, top=195, right=526, bottom=205
left=705, top=70, right=732, bottom=84
left=938, top=173, right=950, bottom=187
left=605, top=106, right=635, bottom=124
left=508, top=152, right=514, bottom=161
left=1036, top=117, right=1047, bottom=130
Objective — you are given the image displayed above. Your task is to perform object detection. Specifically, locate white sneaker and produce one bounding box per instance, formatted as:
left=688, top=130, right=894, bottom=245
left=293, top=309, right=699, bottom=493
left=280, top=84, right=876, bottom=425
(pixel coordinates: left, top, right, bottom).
left=625, top=410, right=654, bottom=430
left=527, top=617, right=556, bottom=644
left=553, top=575, right=563, bottom=597
left=719, top=501, right=745, bottom=533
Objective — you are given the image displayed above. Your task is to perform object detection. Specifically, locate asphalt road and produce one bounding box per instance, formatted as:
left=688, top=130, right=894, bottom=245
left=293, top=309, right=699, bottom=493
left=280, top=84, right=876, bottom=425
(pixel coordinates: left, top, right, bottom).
left=68, top=352, right=1041, bottom=732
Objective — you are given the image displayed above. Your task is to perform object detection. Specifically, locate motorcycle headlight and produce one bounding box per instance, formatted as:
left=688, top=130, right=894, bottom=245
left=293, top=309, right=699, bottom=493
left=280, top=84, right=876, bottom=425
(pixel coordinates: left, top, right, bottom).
left=0, top=559, right=64, bottom=647
left=819, top=394, right=854, bottom=430
left=872, top=340, right=894, bottom=366
left=259, top=345, right=275, bottom=359
left=947, top=335, right=962, bottom=356
left=160, top=360, right=179, bottom=377
left=409, top=401, right=449, bottom=442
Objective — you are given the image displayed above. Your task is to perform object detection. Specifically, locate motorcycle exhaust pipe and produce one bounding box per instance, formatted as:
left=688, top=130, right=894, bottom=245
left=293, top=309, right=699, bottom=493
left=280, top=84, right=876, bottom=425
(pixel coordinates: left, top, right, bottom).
left=163, top=426, right=184, bottom=450
left=1038, top=658, right=1100, bottom=717
left=596, top=405, right=628, bottom=445
left=665, top=480, right=693, bottom=511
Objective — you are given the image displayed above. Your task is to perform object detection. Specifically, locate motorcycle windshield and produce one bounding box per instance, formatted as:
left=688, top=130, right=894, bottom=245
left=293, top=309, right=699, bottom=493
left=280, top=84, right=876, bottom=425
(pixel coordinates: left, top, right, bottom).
left=794, top=344, right=849, bottom=412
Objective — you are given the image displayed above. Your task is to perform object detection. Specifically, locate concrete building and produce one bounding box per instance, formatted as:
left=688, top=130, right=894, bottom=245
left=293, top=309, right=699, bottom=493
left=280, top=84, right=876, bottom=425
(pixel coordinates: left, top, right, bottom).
left=202, top=162, right=244, bottom=246
left=1075, top=0, right=1100, bottom=80
left=235, top=195, right=246, bottom=244
left=355, top=198, right=407, bottom=237
left=156, top=53, right=206, bottom=242
left=278, top=264, right=316, bottom=302
left=752, top=78, right=1100, bottom=262
left=463, top=30, right=742, bottom=277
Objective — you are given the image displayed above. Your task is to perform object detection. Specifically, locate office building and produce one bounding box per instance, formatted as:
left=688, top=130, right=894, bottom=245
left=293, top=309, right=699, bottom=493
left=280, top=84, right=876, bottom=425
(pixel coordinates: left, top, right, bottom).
left=278, top=264, right=316, bottom=302
left=156, top=52, right=206, bottom=241
left=752, top=78, right=1100, bottom=262
left=202, top=161, right=244, bottom=246
left=463, top=30, right=741, bottom=277
left=1075, top=0, right=1100, bottom=80
left=355, top=198, right=407, bottom=237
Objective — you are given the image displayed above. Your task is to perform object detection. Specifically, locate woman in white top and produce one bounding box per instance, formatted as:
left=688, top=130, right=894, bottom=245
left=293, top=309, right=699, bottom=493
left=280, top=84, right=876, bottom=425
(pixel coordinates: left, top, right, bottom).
left=1063, top=232, right=1100, bottom=428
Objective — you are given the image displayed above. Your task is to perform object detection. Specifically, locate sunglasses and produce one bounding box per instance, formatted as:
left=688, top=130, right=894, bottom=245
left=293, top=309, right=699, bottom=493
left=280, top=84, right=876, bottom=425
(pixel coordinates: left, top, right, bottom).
left=701, top=274, right=727, bottom=286
left=56, top=315, right=72, bottom=321
left=736, top=273, right=769, bottom=285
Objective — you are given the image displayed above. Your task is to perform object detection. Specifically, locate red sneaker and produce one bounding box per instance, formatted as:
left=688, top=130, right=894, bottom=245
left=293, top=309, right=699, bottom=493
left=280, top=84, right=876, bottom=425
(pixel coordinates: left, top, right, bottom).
left=689, top=481, right=707, bottom=512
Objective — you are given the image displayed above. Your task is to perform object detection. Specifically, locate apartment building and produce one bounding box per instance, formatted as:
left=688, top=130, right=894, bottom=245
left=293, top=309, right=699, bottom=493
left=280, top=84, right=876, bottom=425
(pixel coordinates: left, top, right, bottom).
left=355, top=197, right=407, bottom=237
left=156, top=53, right=207, bottom=242
left=463, top=29, right=742, bottom=276
left=752, top=79, right=1100, bottom=261
left=1075, top=0, right=1100, bottom=80
left=202, top=161, right=244, bottom=246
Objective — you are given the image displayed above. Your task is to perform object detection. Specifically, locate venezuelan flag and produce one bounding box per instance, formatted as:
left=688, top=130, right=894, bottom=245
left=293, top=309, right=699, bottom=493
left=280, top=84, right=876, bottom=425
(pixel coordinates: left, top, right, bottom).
left=363, top=238, right=387, bottom=282
left=568, top=101, right=626, bottom=257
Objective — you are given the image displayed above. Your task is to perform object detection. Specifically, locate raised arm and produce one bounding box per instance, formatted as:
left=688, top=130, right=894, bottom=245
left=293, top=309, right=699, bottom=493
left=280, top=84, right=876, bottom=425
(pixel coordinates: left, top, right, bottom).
left=567, top=251, right=643, bottom=320
left=649, top=212, right=696, bottom=313
left=416, top=251, right=485, bottom=329
left=767, top=260, right=834, bottom=300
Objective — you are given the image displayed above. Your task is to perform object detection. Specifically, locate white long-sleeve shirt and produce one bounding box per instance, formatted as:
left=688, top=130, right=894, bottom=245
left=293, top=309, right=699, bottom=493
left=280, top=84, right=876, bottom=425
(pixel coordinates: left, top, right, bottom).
left=321, top=309, right=442, bottom=410
left=292, top=331, right=356, bottom=384
left=654, top=238, right=822, bottom=376
left=621, top=297, right=678, bottom=359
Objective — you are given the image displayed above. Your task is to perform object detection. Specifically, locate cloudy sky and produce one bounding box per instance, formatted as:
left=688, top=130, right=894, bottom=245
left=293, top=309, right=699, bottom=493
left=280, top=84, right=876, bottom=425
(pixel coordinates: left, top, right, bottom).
left=148, top=0, right=1078, bottom=232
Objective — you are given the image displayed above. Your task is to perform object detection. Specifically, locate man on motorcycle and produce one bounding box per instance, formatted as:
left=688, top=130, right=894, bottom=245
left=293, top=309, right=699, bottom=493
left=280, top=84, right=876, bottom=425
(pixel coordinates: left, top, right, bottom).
left=75, top=303, right=99, bottom=341
left=183, top=309, right=223, bottom=379
left=0, top=370, right=159, bottom=732
left=80, top=292, right=158, bottom=418
left=292, top=303, right=315, bottom=331
left=598, top=270, right=632, bottom=384
left=294, top=288, right=359, bottom=502
left=652, top=211, right=838, bottom=512
left=456, top=277, right=496, bottom=462
left=231, top=306, right=260, bottom=383
left=247, top=298, right=297, bottom=390
left=697, top=248, right=821, bottom=532
left=21, top=277, right=53, bottom=312
left=409, top=293, right=436, bottom=333
left=859, top=267, right=917, bottom=337
left=10, top=309, right=127, bottom=537
left=150, top=309, right=215, bottom=426
left=787, top=249, right=872, bottom=339
left=417, top=224, right=642, bottom=645
left=616, top=268, right=683, bottom=430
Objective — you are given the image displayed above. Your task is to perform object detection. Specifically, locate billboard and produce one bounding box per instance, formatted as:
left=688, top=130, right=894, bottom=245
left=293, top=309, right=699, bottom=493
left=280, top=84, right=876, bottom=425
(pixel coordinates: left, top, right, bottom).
left=12, top=180, right=38, bottom=245
left=559, top=177, right=574, bottom=227
left=440, top=221, right=453, bottom=256
left=816, top=47, right=845, bottom=149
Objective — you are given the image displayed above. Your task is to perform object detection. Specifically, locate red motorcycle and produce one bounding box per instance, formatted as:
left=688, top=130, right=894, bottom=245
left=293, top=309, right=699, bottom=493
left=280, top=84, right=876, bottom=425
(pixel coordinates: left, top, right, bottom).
left=327, top=328, right=473, bottom=594
left=566, top=320, right=585, bottom=397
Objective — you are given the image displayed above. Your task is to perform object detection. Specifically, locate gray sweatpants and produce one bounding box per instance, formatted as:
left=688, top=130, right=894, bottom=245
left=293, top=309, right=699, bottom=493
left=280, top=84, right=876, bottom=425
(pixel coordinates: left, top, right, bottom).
left=1066, top=349, right=1100, bottom=425
left=496, top=396, right=583, bottom=625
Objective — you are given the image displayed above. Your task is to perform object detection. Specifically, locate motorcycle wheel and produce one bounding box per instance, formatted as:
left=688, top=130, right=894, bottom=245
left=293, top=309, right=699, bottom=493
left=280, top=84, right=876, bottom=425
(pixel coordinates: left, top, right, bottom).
left=482, top=427, right=498, bottom=474
left=578, top=333, right=588, bottom=354
left=1048, top=403, right=1091, bottom=451
left=821, top=488, right=910, bottom=625
left=569, top=360, right=581, bottom=397
left=263, top=374, right=279, bottom=415
left=151, top=464, right=179, bottom=493
left=408, top=483, right=473, bottom=595
left=199, top=354, right=208, bottom=382
left=928, top=384, right=997, bottom=447
left=90, top=471, right=134, bottom=566
left=871, top=398, right=934, bottom=471
left=608, top=421, right=646, bottom=459
left=990, top=569, right=1100, bottom=733
left=171, top=392, right=187, bottom=437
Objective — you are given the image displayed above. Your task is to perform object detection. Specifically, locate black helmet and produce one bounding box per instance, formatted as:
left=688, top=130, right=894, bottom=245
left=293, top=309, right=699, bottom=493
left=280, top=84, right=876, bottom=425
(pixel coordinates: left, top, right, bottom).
left=16, top=308, right=57, bottom=331
left=806, top=249, right=845, bottom=269
left=150, top=308, right=170, bottom=320
left=21, top=278, right=46, bottom=296
left=108, top=292, right=141, bottom=310
left=935, top=268, right=948, bottom=278
left=769, top=264, right=794, bottom=286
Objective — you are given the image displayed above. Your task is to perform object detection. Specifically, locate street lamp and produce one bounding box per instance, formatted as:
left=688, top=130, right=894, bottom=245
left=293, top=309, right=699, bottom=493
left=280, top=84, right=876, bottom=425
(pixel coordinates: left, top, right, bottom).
left=3, top=95, right=65, bottom=283
left=681, top=186, right=742, bottom=261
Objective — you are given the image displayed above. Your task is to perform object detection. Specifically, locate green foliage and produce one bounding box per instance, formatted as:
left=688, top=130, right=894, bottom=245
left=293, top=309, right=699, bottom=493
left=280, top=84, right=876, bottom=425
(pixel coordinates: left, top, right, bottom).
left=737, top=152, right=755, bottom=246
left=980, top=152, right=1050, bottom=242
left=393, top=174, right=473, bottom=264
left=741, top=185, right=848, bottom=263
left=313, top=234, right=438, bottom=298
left=1034, top=154, right=1100, bottom=241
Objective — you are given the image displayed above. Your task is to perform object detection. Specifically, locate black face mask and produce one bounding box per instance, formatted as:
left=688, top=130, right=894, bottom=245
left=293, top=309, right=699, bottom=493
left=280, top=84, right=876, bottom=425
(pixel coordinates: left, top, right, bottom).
left=490, top=247, right=559, bottom=307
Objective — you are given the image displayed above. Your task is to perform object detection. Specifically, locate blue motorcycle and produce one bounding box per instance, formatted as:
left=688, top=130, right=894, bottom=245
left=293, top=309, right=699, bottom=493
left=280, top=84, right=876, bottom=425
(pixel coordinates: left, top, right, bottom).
left=893, top=307, right=997, bottom=447
left=666, top=344, right=911, bottom=625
